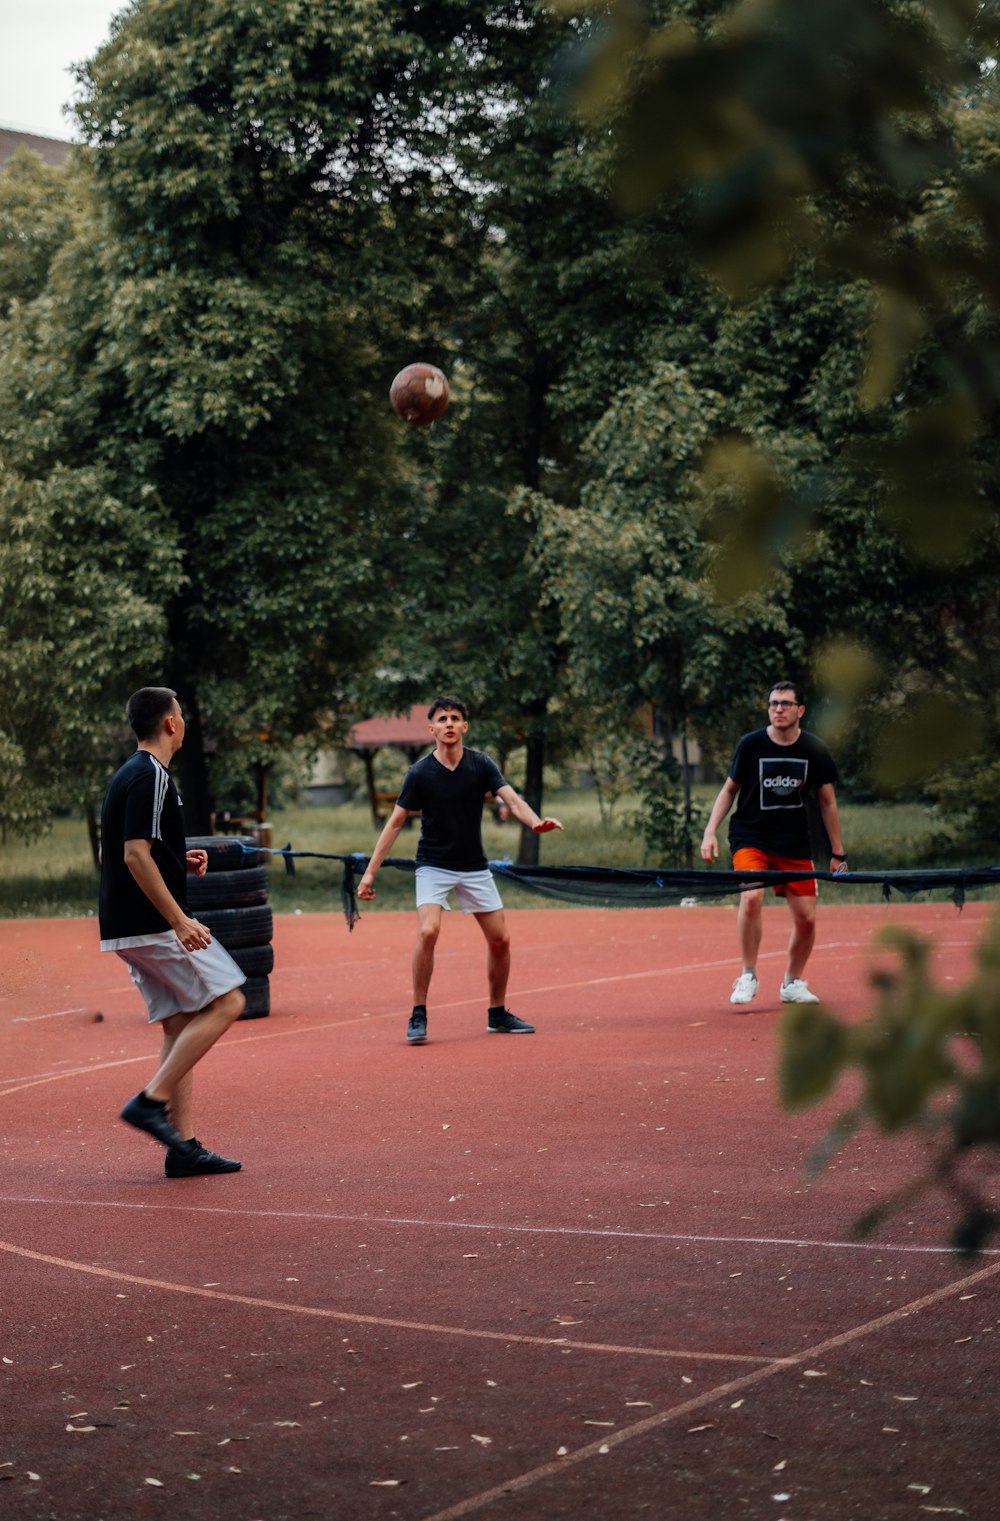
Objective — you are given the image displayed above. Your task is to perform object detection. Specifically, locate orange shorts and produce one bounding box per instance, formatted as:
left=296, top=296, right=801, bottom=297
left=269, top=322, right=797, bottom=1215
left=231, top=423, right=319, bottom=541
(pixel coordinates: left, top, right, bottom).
left=732, top=846, right=817, bottom=898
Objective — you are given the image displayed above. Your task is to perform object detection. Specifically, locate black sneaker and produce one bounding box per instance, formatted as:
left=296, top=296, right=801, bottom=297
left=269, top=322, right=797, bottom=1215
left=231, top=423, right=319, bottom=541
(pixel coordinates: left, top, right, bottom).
left=120, top=1092, right=185, bottom=1150
left=165, top=1140, right=242, bottom=1178
left=487, top=1008, right=535, bottom=1034
left=407, top=1011, right=428, bottom=1044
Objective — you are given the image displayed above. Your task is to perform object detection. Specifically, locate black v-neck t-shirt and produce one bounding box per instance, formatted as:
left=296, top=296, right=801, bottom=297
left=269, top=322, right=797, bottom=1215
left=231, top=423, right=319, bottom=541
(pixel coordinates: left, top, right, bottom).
left=397, top=749, right=507, bottom=870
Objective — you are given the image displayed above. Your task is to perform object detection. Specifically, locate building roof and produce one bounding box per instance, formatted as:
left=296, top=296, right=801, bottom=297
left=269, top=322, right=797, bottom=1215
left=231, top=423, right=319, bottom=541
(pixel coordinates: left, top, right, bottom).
left=346, top=705, right=431, bottom=750
left=0, top=128, right=74, bottom=169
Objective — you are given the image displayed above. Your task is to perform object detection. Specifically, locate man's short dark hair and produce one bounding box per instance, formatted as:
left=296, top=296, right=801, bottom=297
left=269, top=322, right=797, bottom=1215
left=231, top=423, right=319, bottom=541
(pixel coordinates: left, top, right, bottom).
left=428, top=695, right=468, bottom=721
left=769, top=680, right=804, bottom=705
left=127, top=687, right=178, bottom=740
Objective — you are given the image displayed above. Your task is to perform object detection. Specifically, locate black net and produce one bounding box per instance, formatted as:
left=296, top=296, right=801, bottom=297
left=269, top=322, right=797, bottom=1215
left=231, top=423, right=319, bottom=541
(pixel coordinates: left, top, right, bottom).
left=241, top=845, right=1000, bottom=928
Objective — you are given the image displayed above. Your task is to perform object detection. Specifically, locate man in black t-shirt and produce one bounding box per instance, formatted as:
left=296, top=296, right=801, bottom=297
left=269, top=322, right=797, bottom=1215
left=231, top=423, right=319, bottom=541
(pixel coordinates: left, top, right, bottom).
left=100, top=687, right=246, bottom=1176
left=700, top=681, right=847, bottom=1010
left=358, top=696, right=563, bottom=1044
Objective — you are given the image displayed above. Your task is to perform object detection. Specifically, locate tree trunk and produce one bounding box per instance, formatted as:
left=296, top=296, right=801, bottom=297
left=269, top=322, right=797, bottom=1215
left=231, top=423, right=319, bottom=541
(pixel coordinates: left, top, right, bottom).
left=172, top=682, right=215, bottom=834
left=680, top=723, right=694, bottom=869
left=516, top=709, right=546, bottom=867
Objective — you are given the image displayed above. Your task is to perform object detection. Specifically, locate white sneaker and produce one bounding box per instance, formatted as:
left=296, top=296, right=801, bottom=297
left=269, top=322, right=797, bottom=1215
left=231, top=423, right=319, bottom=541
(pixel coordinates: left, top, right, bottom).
left=730, top=971, right=759, bottom=1006
left=780, top=979, right=820, bottom=1003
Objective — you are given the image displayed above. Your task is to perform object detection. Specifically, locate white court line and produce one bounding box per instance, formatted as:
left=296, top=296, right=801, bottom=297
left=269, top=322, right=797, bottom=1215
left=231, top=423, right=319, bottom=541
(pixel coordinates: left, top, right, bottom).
left=417, top=1254, right=1000, bottom=1521
left=0, top=1237, right=776, bottom=1366
left=11, top=1006, right=94, bottom=1024
left=0, top=943, right=874, bottom=1096
left=1, top=1194, right=990, bottom=1257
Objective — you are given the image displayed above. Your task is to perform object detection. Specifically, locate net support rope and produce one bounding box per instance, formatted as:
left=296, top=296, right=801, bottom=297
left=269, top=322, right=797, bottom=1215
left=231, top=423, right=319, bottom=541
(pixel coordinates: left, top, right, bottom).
left=241, top=844, right=1000, bottom=930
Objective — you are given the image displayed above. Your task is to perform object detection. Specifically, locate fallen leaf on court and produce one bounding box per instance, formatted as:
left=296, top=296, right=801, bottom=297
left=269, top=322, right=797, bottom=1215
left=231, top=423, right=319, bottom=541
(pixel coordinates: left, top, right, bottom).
left=226, top=1466, right=242, bottom=1473
left=554, top=1317, right=582, bottom=1325
left=486, top=1380, right=497, bottom=1387
left=463, top=1254, right=479, bottom=1259
left=203, top=1283, right=220, bottom=1287
left=370, top=1479, right=402, bottom=1487
left=773, top=1460, right=787, bottom=1471
left=144, top=1478, right=163, bottom=1487
left=557, top=1446, right=569, bottom=1456
left=584, top=1420, right=615, bottom=1427
left=959, top=1294, right=976, bottom=1300
left=688, top=1424, right=714, bottom=1432
left=218, top=1438, right=231, bottom=1445
left=68, top=1411, right=88, bottom=1419
left=625, top=1401, right=652, bottom=1408
left=681, top=1376, right=693, bottom=1384
left=883, top=1427, right=900, bottom=1433
left=27, top=1474, right=40, bottom=1481
left=803, top=1370, right=827, bottom=1378
left=1, top=1358, right=12, bottom=1365
left=471, top=1434, right=492, bottom=1445
left=908, top=1486, right=932, bottom=1495
left=435, top=1446, right=460, bottom=1451
left=599, top=1444, right=610, bottom=1454
left=953, top=1337, right=972, bottom=1344
left=772, top=1493, right=791, bottom=1502
left=187, top=1473, right=201, bottom=1480
left=401, top=1382, right=422, bottom=1389
left=442, top=1124, right=450, bottom=1131
left=174, top=1431, right=199, bottom=1436
left=894, top=1395, right=918, bottom=1402
left=309, top=1401, right=323, bottom=1407
left=918, top=1508, right=966, bottom=1515
left=860, top=1379, right=874, bottom=1386
left=65, top=1424, right=96, bottom=1433
left=730, top=1400, right=744, bottom=1409
left=575, top=1281, right=596, bottom=1286
left=729, top=1272, right=743, bottom=1278
left=274, top=1420, right=301, bottom=1427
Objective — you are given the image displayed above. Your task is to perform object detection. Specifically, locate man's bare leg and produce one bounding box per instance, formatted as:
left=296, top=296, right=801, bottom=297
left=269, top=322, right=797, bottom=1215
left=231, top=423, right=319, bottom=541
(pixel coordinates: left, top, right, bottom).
left=784, top=894, right=817, bottom=982
left=413, top=904, right=443, bottom=1005
left=475, top=909, right=511, bottom=1007
left=144, top=988, right=244, bottom=1108
left=737, top=888, right=764, bottom=973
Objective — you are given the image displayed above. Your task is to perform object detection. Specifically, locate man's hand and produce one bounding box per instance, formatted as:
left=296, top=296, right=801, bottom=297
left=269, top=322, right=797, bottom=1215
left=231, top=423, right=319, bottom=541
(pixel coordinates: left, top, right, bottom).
left=173, top=912, right=212, bottom=952
left=700, top=831, right=719, bottom=863
left=358, top=871, right=377, bottom=901
left=532, top=818, right=563, bottom=833
left=186, top=848, right=209, bottom=877
left=831, top=854, right=848, bottom=875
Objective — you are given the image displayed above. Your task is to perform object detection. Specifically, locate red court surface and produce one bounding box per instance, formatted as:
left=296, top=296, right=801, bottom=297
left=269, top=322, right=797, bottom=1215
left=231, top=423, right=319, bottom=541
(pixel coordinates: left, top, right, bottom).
left=1, top=901, right=998, bottom=1521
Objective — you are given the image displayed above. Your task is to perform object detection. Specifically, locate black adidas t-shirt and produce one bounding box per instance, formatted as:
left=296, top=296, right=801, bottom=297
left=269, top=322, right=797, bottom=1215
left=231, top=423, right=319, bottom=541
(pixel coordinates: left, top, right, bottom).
left=397, top=748, right=507, bottom=871
left=99, top=750, right=188, bottom=943
left=727, top=728, right=838, bottom=858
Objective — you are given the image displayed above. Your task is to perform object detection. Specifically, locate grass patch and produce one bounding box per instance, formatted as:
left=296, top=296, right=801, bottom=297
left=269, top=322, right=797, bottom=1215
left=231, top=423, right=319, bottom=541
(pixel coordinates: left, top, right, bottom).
left=1, top=788, right=995, bottom=919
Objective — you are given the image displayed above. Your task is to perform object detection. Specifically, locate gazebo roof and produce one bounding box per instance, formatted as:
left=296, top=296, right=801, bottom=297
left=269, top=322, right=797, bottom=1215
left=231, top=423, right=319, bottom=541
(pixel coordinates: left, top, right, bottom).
left=346, top=705, right=431, bottom=751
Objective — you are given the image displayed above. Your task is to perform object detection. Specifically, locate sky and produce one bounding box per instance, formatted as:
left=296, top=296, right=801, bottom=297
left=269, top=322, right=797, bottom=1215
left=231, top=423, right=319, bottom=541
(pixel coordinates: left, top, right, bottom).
left=0, top=2, right=124, bottom=141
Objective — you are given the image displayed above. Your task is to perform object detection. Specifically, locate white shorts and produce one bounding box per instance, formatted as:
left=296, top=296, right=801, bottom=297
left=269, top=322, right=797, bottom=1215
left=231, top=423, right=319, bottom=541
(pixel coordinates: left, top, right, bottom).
left=117, top=936, right=246, bottom=1025
left=415, top=866, right=503, bottom=915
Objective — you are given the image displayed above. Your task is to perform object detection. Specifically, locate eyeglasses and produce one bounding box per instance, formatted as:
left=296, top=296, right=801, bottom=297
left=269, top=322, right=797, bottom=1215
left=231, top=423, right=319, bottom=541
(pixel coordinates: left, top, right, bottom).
left=769, top=700, right=799, bottom=708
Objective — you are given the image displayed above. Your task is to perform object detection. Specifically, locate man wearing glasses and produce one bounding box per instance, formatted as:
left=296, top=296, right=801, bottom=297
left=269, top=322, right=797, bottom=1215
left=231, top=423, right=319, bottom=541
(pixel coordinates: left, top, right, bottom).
left=700, top=681, right=847, bottom=1008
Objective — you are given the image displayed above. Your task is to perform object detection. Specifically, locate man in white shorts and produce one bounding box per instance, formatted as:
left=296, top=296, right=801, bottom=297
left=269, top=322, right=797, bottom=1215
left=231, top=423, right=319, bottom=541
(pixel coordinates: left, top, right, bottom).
left=357, top=696, right=563, bottom=1043
left=99, top=687, right=246, bottom=1176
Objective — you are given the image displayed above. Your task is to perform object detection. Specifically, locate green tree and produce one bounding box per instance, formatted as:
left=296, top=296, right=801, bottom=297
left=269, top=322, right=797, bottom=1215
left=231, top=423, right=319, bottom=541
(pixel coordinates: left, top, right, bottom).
left=560, top=0, right=1000, bottom=1248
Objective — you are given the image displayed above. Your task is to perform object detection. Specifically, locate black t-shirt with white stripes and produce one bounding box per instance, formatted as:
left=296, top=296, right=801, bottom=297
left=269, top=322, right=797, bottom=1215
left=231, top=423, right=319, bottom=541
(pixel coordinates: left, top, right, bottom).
left=98, top=750, right=188, bottom=942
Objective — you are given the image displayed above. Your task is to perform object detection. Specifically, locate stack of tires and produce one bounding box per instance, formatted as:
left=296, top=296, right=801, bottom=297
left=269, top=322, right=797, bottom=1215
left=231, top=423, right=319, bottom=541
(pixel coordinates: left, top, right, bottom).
left=185, top=835, right=273, bottom=1020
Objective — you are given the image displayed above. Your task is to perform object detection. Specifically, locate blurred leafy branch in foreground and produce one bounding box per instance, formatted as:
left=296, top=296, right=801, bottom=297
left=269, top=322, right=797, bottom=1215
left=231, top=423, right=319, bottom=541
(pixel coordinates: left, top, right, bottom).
left=559, top=0, right=1000, bottom=1250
